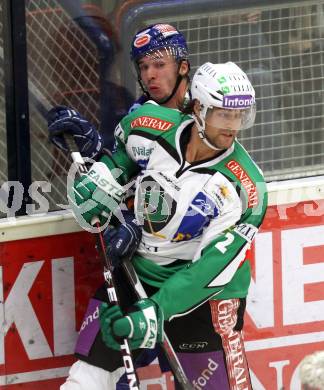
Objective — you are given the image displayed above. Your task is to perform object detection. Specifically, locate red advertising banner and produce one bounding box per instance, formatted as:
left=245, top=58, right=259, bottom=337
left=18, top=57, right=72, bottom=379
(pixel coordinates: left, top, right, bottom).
left=244, top=198, right=324, bottom=389
left=1, top=199, right=324, bottom=389
left=0, top=231, right=101, bottom=389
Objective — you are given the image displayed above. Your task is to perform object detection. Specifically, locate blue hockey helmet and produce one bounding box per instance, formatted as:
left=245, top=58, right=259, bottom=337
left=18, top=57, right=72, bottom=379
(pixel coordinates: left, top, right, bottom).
left=130, top=23, right=189, bottom=64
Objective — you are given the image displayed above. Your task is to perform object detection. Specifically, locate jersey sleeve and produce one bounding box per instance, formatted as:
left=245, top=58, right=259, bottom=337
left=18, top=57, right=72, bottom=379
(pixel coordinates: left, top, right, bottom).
left=150, top=181, right=268, bottom=321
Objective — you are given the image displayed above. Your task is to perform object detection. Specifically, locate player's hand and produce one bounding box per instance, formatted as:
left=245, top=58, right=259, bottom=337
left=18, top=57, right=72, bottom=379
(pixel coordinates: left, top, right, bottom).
left=103, top=211, right=142, bottom=266
left=68, top=160, right=125, bottom=227
left=100, top=299, right=163, bottom=351
left=47, top=105, right=103, bottom=158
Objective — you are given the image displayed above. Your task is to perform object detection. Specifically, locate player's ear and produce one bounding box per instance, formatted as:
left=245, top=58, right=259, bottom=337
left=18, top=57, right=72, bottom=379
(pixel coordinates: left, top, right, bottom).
left=179, top=60, right=189, bottom=76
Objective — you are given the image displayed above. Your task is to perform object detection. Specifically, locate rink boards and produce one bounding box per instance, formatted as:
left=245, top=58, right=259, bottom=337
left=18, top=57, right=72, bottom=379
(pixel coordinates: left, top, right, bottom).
left=1, top=176, right=324, bottom=389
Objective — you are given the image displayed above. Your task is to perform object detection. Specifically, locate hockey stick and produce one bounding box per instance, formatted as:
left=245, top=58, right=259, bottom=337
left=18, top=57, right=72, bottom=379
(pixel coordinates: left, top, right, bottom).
left=122, top=259, right=194, bottom=390
left=65, top=134, right=140, bottom=390
left=64, top=135, right=192, bottom=389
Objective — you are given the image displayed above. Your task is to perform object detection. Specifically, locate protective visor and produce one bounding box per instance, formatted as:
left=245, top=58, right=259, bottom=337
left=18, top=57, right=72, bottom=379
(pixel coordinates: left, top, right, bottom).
left=204, top=104, right=256, bottom=131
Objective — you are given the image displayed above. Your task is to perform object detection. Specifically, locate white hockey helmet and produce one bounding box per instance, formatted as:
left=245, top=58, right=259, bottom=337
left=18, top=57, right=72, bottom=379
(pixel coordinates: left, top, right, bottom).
left=191, top=62, right=256, bottom=149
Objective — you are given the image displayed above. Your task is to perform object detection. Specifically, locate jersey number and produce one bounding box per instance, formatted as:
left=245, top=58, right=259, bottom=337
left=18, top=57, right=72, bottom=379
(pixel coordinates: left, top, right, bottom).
left=215, top=232, right=234, bottom=254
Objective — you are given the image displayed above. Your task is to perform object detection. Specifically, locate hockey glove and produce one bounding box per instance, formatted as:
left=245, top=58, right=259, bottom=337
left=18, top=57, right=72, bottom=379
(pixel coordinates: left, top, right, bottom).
left=103, top=210, right=142, bottom=267
left=100, top=299, right=164, bottom=351
left=47, top=105, right=103, bottom=159
left=69, top=159, right=125, bottom=227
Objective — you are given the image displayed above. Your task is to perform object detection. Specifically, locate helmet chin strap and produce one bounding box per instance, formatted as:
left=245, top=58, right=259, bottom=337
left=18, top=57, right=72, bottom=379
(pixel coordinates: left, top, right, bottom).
left=194, top=113, right=222, bottom=152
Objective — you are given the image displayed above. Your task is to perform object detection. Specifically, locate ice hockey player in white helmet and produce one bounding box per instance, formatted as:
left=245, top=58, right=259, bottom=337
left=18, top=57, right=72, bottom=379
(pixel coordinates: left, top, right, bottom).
left=69, top=60, right=267, bottom=389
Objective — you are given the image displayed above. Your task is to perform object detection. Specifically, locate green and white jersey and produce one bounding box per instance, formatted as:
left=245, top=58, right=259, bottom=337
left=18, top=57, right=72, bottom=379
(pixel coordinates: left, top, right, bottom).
left=108, top=101, right=268, bottom=321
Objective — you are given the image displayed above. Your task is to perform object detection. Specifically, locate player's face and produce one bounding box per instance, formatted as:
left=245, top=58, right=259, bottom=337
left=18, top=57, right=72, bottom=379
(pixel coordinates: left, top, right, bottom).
left=204, top=108, right=243, bottom=149
left=138, top=51, right=179, bottom=103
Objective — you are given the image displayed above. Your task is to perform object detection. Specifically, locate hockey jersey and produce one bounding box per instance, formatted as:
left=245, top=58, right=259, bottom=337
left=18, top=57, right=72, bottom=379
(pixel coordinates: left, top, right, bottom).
left=102, top=101, right=268, bottom=321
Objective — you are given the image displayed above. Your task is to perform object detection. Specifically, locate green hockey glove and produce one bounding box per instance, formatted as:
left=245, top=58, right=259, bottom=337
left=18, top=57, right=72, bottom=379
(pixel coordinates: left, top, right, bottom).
left=68, top=160, right=125, bottom=227
left=100, top=299, right=164, bottom=351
